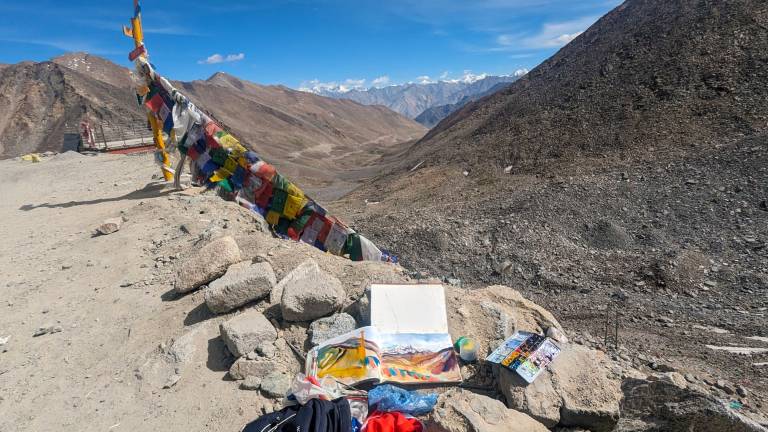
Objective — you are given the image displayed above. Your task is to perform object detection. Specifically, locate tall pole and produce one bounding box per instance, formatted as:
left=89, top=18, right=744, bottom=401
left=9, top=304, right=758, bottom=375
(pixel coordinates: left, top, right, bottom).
left=126, top=0, right=173, bottom=181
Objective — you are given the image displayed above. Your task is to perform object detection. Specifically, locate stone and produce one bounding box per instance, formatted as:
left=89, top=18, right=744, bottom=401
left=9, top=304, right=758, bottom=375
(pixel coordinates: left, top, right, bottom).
left=174, top=236, right=242, bottom=294
left=240, top=376, right=262, bottom=391
left=499, top=345, right=621, bottom=432
left=445, top=285, right=563, bottom=362
left=257, top=343, right=276, bottom=359
left=229, top=358, right=281, bottom=380
left=309, top=313, right=357, bottom=346
left=260, top=371, right=292, bottom=398
left=220, top=310, right=277, bottom=358
left=96, top=217, right=123, bottom=235
left=33, top=326, right=61, bottom=337
left=715, top=380, right=736, bottom=395
left=736, top=385, right=748, bottom=397
left=162, top=374, right=181, bottom=389
left=204, top=261, right=277, bottom=314
left=427, top=389, right=549, bottom=432
left=620, top=376, right=765, bottom=431
left=277, top=259, right=345, bottom=322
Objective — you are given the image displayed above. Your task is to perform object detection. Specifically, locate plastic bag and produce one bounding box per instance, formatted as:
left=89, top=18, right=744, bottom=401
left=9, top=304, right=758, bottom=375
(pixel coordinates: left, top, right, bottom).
left=367, top=384, right=438, bottom=416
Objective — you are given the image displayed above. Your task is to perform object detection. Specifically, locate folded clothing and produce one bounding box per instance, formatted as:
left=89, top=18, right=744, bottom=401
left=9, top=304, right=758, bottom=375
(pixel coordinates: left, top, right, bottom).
left=242, top=398, right=351, bottom=432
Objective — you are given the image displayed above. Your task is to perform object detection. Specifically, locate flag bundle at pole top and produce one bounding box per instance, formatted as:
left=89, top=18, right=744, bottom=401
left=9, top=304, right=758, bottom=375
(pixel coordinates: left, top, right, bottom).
left=124, top=2, right=396, bottom=264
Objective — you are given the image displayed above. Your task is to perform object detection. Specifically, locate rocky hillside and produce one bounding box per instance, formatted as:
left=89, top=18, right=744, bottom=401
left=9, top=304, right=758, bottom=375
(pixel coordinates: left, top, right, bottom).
left=0, top=54, right=145, bottom=158
left=309, top=74, right=524, bottom=120
left=335, top=0, right=768, bottom=410
left=402, top=0, right=768, bottom=171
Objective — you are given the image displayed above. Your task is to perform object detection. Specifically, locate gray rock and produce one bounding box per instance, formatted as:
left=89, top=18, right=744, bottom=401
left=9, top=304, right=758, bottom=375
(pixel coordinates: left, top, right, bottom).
left=277, top=260, right=345, bottom=322
left=229, top=358, right=281, bottom=380
left=162, top=374, right=181, bottom=389
left=240, top=376, right=262, bottom=391
left=33, top=326, right=61, bottom=337
left=620, top=376, right=765, bottom=431
left=204, top=261, right=277, bottom=314
left=260, top=372, right=292, bottom=398
left=309, top=313, right=357, bottom=346
left=96, top=217, right=123, bottom=235
left=500, top=345, right=621, bottom=431
left=220, top=310, right=277, bottom=358
left=174, top=236, right=242, bottom=294
left=427, top=388, right=549, bottom=432
left=256, top=343, right=276, bottom=359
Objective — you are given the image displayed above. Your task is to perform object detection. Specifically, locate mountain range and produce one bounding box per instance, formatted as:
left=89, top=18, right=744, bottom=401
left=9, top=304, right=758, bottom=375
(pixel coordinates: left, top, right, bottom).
left=304, top=72, right=526, bottom=125
left=0, top=53, right=425, bottom=195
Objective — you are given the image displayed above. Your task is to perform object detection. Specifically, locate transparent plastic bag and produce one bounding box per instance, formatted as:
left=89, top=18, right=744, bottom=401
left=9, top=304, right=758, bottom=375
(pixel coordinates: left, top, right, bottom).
left=367, top=384, right=438, bottom=416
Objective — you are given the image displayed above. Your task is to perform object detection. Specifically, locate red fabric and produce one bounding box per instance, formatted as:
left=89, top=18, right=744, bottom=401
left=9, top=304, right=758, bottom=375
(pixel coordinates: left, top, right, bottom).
left=363, top=412, right=422, bottom=432
left=204, top=121, right=222, bottom=148
left=145, top=94, right=164, bottom=113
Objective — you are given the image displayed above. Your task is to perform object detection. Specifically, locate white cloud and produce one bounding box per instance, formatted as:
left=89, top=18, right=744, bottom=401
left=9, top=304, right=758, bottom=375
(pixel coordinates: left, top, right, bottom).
left=493, top=15, right=597, bottom=51
left=198, top=53, right=245, bottom=65
left=371, top=75, right=390, bottom=87
left=299, top=78, right=368, bottom=94
left=439, top=71, right=450, bottom=79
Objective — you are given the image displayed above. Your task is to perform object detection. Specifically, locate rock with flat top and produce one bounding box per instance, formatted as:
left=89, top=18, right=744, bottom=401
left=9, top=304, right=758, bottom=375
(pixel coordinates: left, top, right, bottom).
left=220, top=309, right=277, bottom=358
left=229, top=358, right=280, bottom=380
left=204, top=261, right=276, bottom=314
left=499, top=345, right=621, bottom=432
left=174, top=236, right=242, bottom=294
left=427, top=389, right=549, bottom=432
left=278, top=259, right=345, bottom=322
left=309, top=313, right=356, bottom=346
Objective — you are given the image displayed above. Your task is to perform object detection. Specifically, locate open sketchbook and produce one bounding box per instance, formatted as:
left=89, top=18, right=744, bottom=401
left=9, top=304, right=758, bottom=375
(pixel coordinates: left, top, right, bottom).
left=305, top=284, right=462, bottom=385
left=305, top=326, right=462, bottom=385
left=486, top=331, right=561, bottom=383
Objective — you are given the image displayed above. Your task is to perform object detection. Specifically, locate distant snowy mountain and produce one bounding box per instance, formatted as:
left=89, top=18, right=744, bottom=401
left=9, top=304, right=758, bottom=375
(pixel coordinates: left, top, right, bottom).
left=301, top=70, right=528, bottom=123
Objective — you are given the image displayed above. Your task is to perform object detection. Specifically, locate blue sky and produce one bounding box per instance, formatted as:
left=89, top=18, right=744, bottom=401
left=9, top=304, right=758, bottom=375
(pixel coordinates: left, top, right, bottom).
left=0, top=0, right=620, bottom=89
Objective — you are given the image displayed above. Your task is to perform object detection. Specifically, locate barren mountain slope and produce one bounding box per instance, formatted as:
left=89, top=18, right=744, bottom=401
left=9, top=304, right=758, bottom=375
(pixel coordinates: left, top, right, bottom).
left=0, top=55, right=425, bottom=198
left=335, top=0, right=768, bottom=405
left=0, top=58, right=144, bottom=158
left=404, top=0, right=768, bottom=171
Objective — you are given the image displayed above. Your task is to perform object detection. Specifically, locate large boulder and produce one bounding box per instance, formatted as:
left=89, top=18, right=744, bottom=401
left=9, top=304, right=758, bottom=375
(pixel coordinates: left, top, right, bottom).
left=309, top=313, right=357, bottom=346
left=499, top=344, right=622, bottom=431
left=219, top=309, right=277, bottom=358
left=427, top=389, right=549, bottom=432
left=445, top=285, right=564, bottom=360
left=204, top=261, right=277, bottom=314
left=174, top=236, right=242, bottom=294
left=619, top=374, right=767, bottom=432
left=277, top=259, right=345, bottom=322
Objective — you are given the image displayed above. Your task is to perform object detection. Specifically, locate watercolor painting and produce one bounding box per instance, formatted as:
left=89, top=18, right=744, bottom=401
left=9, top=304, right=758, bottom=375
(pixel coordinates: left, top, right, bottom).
left=378, top=333, right=461, bottom=383
left=313, top=327, right=381, bottom=384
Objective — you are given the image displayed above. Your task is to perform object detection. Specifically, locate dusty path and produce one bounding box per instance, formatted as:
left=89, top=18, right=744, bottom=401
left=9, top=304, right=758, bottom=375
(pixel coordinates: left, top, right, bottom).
left=0, top=153, right=266, bottom=432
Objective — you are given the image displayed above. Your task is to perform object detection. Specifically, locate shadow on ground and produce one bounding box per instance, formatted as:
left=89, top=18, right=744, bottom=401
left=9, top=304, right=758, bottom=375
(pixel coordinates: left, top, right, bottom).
left=19, top=182, right=172, bottom=211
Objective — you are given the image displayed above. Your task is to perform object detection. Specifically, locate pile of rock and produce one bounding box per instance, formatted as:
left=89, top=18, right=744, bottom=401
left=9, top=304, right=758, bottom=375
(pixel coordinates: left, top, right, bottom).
left=168, top=236, right=766, bottom=431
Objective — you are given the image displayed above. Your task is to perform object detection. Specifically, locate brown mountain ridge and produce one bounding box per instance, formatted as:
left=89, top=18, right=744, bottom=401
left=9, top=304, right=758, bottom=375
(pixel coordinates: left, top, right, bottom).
left=0, top=53, right=425, bottom=196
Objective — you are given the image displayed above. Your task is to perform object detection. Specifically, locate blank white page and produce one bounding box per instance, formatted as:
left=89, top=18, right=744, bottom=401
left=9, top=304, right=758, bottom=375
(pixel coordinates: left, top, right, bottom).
left=370, top=284, right=449, bottom=334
